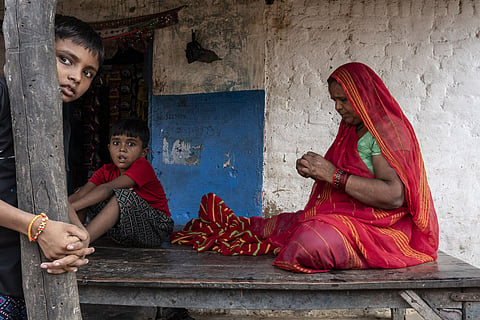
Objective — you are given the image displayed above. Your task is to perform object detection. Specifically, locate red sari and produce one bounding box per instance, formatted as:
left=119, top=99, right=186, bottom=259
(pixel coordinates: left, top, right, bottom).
left=171, top=63, right=439, bottom=273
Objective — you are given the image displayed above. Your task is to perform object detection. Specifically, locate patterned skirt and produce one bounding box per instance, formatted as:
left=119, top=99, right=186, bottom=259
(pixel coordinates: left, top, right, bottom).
left=88, top=189, right=174, bottom=248
left=0, top=295, right=27, bottom=320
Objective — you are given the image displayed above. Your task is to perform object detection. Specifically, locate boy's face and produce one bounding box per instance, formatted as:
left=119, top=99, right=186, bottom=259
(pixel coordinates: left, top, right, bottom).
left=108, top=135, right=148, bottom=173
left=56, top=38, right=100, bottom=103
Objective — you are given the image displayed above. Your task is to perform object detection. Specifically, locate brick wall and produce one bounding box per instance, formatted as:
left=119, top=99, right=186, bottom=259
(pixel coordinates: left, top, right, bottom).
left=263, top=0, right=480, bottom=267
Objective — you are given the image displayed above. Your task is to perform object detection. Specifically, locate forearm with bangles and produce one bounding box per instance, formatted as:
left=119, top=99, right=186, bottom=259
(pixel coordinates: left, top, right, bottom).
left=332, top=168, right=351, bottom=190
left=27, top=212, right=49, bottom=242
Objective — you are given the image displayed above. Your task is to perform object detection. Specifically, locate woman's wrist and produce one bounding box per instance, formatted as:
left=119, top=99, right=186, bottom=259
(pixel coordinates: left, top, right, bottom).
left=332, top=168, right=351, bottom=190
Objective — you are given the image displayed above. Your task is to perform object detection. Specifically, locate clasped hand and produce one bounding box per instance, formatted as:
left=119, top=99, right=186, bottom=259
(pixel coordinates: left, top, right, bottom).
left=37, top=220, right=93, bottom=274
left=296, top=151, right=336, bottom=182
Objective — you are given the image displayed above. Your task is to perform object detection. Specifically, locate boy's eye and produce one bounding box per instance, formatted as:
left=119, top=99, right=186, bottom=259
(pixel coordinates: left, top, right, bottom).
left=112, top=141, right=120, bottom=146
left=127, top=142, right=136, bottom=147
left=59, top=56, right=71, bottom=65
left=83, top=69, right=94, bottom=79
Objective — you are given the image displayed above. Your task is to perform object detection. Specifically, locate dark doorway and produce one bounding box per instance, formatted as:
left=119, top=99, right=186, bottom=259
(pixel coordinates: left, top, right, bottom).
left=67, top=45, right=148, bottom=193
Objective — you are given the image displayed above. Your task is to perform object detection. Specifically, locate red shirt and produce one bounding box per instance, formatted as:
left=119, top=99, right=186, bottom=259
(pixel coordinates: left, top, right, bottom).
left=89, top=157, right=170, bottom=216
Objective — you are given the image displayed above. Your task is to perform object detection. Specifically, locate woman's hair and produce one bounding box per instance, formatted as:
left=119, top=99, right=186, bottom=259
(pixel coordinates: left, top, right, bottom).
left=110, top=118, right=150, bottom=148
left=55, top=14, right=105, bottom=66
left=327, top=76, right=338, bottom=85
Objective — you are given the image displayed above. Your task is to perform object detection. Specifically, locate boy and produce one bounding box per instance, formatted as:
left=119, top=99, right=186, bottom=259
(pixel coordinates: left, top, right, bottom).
left=68, top=118, right=174, bottom=247
left=69, top=119, right=192, bottom=320
left=0, top=14, right=104, bottom=319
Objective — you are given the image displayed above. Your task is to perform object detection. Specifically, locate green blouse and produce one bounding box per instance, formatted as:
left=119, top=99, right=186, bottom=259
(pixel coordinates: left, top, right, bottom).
left=357, top=131, right=381, bottom=174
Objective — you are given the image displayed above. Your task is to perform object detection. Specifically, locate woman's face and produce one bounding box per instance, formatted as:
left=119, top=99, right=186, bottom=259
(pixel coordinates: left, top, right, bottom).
left=328, top=80, right=363, bottom=127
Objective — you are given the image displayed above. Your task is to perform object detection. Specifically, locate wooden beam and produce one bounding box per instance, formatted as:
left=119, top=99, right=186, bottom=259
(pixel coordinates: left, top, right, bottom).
left=391, top=308, right=406, bottom=320
left=400, top=290, right=443, bottom=320
left=3, top=1, right=82, bottom=319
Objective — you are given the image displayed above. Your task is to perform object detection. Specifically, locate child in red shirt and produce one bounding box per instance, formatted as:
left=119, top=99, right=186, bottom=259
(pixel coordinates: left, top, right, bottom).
left=69, top=118, right=173, bottom=247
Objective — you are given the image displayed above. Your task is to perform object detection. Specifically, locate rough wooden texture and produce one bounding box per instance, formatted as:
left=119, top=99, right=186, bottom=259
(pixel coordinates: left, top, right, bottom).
left=400, top=290, right=443, bottom=320
left=77, top=243, right=480, bottom=319
left=3, top=0, right=81, bottom=319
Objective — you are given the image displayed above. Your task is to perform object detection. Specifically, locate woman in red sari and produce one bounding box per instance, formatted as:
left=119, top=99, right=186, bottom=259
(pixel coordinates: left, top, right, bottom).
left=171, top=62, right=439, bottom=273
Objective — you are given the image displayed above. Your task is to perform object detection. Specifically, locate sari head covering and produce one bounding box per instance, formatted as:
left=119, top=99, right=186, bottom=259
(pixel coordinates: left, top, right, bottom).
left=172, top=62, right=439, bottom=273
left=328, top=62, right=438, bottom=250
left=276, top=62, right=439, bottom=272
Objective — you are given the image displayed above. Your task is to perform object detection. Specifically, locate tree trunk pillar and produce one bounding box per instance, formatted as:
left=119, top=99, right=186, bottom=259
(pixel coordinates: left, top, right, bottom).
left=3, top=0, right=82, bottom=319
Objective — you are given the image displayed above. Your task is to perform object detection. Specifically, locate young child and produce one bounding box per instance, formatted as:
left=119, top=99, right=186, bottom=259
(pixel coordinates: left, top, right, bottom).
left=0, top=14, right=104, bottom=319
left=68, top=118, right=174, bottom=247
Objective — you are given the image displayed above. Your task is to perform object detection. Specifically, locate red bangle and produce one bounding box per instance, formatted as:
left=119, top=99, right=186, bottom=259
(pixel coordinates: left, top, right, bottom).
left=339, top=171, right=350, bottom=189
left=31, top=213, right=48, bottom=242
left=27, top=214, right=43, bottom=241
left=333, top=168, right=351, bottom=190
left=332, top=168, right=339, bottom=186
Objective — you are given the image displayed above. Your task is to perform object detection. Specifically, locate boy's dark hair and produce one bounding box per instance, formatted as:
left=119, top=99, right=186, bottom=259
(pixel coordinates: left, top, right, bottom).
left=110, top=118, right=150, bottom=148
left=55, top=14, right=105, bottom=66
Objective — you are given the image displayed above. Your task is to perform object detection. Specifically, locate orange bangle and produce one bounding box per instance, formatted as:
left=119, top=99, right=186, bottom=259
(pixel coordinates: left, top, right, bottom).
left=27, top=214, right=43, bottom=241
left=31, top=213, right=48, bottom=242
left=27, top=212, right=48, bottom=242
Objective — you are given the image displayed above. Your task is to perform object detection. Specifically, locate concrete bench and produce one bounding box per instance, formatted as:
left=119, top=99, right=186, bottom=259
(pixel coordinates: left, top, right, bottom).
left=77, top=241, right=480, bottom=320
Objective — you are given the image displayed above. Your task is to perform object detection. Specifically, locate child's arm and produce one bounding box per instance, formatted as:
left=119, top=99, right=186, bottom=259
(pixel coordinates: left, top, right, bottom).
left=0, top=199, right=39, bottom=235
left=69, top=175, right=137, bottom=243
left=69, top=175, right=136, bottom=212
left=68, top=181, right=96, bottom=204
left=0, top=199, right=94, bottom=273
left=68, top=182, right=96, bottom=231
left=0, top=200, right=87, bottom=250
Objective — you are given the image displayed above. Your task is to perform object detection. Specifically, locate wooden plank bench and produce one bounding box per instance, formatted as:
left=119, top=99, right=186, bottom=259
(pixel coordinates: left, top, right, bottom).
left=77, top=241, right=480, bottom=320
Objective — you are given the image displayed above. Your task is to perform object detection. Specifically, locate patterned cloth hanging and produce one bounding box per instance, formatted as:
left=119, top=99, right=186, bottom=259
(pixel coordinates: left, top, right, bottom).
left=90, top=6, right=186, bottom=58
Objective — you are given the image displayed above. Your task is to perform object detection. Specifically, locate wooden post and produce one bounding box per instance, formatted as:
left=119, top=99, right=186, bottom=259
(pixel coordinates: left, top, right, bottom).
left=3, top=0, right=82, bottom=319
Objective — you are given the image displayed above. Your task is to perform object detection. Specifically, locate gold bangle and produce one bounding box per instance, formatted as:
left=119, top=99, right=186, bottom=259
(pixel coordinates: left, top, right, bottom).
left=27, top=214, right=43, bottom=241
left=31, top=213, right=48, bottom=242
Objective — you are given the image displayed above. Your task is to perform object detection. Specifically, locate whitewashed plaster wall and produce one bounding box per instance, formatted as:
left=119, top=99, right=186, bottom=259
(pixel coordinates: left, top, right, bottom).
left=1, top=0, right=478, bottom=268
left=262, top=0, right=480, bottom=268
left=151, top=1, right=265, bottom=94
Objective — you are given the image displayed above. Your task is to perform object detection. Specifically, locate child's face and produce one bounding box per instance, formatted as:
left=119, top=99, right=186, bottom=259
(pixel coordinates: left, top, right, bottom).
left=108, top=135, right=148, bottom=173
left=56, top=38, right=100, bottom=103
